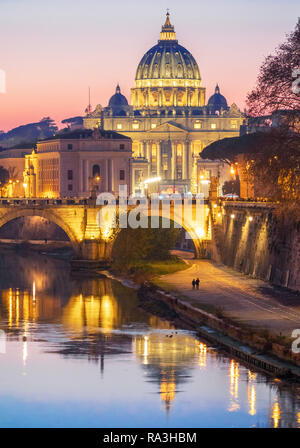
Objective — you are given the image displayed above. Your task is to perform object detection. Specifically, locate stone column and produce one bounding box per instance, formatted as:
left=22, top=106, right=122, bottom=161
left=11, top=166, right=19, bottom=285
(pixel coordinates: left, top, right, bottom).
left=142, top=141, right=146, bottom=158
left=182, top=141, right=188, bottom=180
left=110, top=159, right=114, bottom=193
left=157, top=141, right=162, bottom=177
left=79, top=159, right=83, bottom=194
left=105, top=159, right=109, bottom=191
left=171, top=142, right=177, bottom=180
left=85, top=160, right=90, bottom=193
left=189, top=142, right=194, bottom=183
left=146, top=141, right=152, bottom=176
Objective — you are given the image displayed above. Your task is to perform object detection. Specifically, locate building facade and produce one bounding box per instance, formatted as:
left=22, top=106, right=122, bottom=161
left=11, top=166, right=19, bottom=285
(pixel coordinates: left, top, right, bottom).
left=23, top=129, right=132, bottom=198
left=0, top=145, right=34, bottom=197
left=83, top=12, right=244, bottom=195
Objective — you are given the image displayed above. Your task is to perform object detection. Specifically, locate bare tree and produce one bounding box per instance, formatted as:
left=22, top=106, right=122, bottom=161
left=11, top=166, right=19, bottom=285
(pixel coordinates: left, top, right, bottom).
left=246, top=19, right=300, bottom=117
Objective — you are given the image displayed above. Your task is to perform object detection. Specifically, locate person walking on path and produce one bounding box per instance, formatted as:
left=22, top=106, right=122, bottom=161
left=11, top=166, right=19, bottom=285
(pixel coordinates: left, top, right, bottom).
left=195, top=278, right=200, bottom=289
left=192, top=279, right=196, bottom=289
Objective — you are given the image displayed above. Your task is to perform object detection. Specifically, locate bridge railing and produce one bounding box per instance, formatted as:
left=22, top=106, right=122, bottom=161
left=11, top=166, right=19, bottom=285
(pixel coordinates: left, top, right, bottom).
left=0, top=198, right=89, bottom=207
left=0, top=197, right=211, bottom=207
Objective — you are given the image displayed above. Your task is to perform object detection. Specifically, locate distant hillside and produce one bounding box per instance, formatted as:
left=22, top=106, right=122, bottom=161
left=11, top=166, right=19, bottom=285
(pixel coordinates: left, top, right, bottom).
left=0, top=117, right=58, bottom=149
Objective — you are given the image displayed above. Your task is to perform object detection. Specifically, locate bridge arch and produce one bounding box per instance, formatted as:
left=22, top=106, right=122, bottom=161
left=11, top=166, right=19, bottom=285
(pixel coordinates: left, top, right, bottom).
left=110, top=208, right=208, bottom=260
left=0, top=208, right=80, bottom=253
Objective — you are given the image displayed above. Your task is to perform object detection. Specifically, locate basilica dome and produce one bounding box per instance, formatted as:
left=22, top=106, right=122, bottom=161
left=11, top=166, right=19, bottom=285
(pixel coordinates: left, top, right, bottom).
left=108, top=85, right=128, bottom=107
left=131, top=13, right=205, bottom=110
left=135, top=13, right=200, bottom=83
left=207, top=84, right=228, bottom=114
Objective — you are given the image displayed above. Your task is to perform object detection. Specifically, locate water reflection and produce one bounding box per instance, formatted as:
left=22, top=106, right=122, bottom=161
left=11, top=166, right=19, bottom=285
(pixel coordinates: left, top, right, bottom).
left=135, top=333, right=205, bottom=413
left=0, top=250, right=299, bottom=428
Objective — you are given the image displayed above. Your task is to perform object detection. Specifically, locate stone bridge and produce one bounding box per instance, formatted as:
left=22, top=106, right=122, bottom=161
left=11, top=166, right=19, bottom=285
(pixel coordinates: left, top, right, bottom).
left=0, top=198, right=212, bottom=267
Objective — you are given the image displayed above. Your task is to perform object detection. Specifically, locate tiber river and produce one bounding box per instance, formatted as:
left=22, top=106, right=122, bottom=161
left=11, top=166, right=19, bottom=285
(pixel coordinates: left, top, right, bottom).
left=0, top=251, right=299, bottom=428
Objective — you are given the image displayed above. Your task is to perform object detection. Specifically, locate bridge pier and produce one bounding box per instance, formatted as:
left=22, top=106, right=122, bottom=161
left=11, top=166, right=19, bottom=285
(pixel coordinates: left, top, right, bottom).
left=71, top=238, right=114, bottom=270
left=194, top=240, right=212, bottom=259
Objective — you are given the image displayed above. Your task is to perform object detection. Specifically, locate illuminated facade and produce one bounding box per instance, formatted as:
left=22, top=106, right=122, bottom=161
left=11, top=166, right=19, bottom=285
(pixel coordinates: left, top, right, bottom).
left=23, top=129, right=132, bottom=198
left=83, top=12, right=244, bottom=195
left=0, top=146, right=33, bottom=197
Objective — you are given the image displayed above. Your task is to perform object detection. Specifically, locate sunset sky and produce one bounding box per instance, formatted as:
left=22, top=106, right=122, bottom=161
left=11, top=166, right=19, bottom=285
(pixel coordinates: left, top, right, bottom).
left=0, top=0, right=299, bottom=132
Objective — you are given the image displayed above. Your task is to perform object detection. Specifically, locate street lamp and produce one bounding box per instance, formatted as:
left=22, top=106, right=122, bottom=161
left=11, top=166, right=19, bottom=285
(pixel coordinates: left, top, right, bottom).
left=23, top=183, right=27, bottom=198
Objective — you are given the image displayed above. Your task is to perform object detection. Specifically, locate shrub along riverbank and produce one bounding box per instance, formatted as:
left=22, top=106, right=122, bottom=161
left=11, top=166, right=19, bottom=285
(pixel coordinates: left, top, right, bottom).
left=110, top=220, right=189, bottom=282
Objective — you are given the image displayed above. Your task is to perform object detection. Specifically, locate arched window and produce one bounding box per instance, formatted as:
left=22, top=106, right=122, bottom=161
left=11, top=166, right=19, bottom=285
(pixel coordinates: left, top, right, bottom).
left=92, top=164, right=100, bottom=178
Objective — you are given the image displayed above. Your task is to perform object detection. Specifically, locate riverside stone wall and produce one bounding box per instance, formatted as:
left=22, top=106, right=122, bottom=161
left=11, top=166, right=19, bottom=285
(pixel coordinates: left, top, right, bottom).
left=211, top=203, right=300, bottom=292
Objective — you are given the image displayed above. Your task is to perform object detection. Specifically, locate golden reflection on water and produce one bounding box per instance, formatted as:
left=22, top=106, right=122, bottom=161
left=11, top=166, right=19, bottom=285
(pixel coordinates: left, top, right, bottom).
left=134, top=333, right=207, bottom=412
left=160, top=373, right=176, bottom=413
left=3, top=287, right=59, bottom=327
left=272, top=401, right=281, bottom=428
left=62, top=293, right=118, bottom=334
left=1, top=259, right=300, bottom=426
left=198, top=342, right=207, bottom=368
left=247, top=371, right=257, bottom=416
left=228, top=359, right=240, bottom=412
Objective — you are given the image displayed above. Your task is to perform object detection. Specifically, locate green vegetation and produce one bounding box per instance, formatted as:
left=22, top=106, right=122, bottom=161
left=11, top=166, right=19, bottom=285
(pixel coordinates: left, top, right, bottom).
left=111, top=219, right=188, bottom=282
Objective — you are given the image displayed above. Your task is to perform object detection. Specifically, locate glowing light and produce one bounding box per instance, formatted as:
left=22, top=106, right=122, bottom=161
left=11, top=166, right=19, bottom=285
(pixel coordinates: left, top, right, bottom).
left=272, top=402, right=281, bottom=428
left=217, top=213, right=221, bottom=217
left=231, top=214, right=235, bottom=219
left=213, top=204, right=217, bottom=208
left=102, top=227, right=112, bottom=241
left=195, top=227, right=205, bottom=238
left=198, top=342, right=207, bottom=367
left=23, top=183, right=27, bottom=189
left=248, top=384, right=256, bottom=416
left=32, top=281, right=36, bottom=302
left=143, top=176, right=161, bottom=184
left=230, top=167, right=235, bottom=175
left=143, top=335, right=149, bottom=362
left=228, top=359, right=240, bottom=412
left=200, top=179, right=210, bottom=185
left=248, top=216, right=253, bottom=222
left=22, top=338, right=28, bottom=365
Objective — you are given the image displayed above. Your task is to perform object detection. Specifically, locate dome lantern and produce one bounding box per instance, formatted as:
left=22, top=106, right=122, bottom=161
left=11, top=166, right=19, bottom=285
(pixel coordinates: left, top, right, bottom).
left=160, top=11, right=176, bottom=41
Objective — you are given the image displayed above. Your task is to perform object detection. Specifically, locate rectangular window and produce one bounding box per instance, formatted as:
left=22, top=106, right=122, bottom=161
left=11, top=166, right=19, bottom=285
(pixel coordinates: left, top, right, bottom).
left=67, top=144, right=73, bottom=150
left=211, top=123, right=216, bottom=129
left=67, top=170, right=73, bottom=180
left=120, top=144, right=125, bottom=150
left=117, top=124, right=122, bottom=130
left=120, top=169, right=125, bottom=180
left=68, top=184, right=73, bottom=191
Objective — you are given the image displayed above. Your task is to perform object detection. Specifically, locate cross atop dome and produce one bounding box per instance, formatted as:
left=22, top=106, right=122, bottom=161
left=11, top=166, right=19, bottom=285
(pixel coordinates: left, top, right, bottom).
left=160, top=11, right=176, bottom=41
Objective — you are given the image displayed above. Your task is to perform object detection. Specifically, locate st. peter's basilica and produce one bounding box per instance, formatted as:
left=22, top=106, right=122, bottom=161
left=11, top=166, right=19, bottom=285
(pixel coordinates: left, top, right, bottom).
left=84, top=12, right=244, bottom=195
